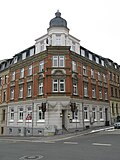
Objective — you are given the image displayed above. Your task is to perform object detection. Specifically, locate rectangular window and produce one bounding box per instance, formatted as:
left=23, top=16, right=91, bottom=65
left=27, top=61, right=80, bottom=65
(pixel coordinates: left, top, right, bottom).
left=53, top=79, right=58, bottom=92
left=96, top=57, right=99, bottom=64
left=53, top=79, right=65, bottom=92
left=38, top=82, right=43, bottom=95
left=19, top=86, right=23, bottom=98
left=104, top=90, right=108, bottom=100
left=111, top=87, right=114, bottom=97
left=52, top=56, right=64, bottom=67
left=38, top=106, right=45, bottom=120
left=103, top=74, right=107, bottom=82
left=59, top=79, right=65, bottom=92
left=56, top=35, right=61, bottom=46
left=39, top=60, right=44, bottom=72
left=53, top=56, right=58, bottom=67
left=91, top=69, right=95, bottom=78
left=98, top=72, right=102, bottom=81
left=101, top=60, right=104, bottom=66
left=73, top=83, right=78, bottom=95
left=10, top=88, right=14, bottom=100
left=92, top=108, right=96, bottom=120
left=84, top=107, right=88, bottom=119
left=10, top=108, right=14, bottom=120
left=99, top=89, right=102, bottom=99
left=112, top=103, right=114, bottom=115
left=84, top=83, right=88, bottom=97
left=22, top=52, right=26, bottom=60
left=81, top=49, right=85, bottom=57
left=20, top=68, right=24, bottom=78
left=72, top=61, right=77, bottom=72
left=27, top=84, right=32, bottom=97
left=5, top=75, right=7, bottom=84
left=116, top=104, right=118, bottom=115
left=115, top=88, right=118, bottom=97
left=92, top=87, right=96, bottom=98
left=18, top=108, right=23, bottom=120
left=89, top=53, right=92, bottom=60
left=11, top=71, right=15, bottom=81
left=59, top=56, right=64, bottom=67
left=28, top=65, right=32, bottom=76
left=30, top=48, right=34, bottom=56
left=99, top=108, right=103, bottom=119
left=110, top=72, right=112, bottom=81
left=83, top=65, right=87, bottom=75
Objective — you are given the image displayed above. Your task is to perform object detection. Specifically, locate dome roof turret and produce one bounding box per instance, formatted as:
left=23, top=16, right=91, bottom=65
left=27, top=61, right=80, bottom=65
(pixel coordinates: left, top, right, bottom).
left=49, top=10, right=68, bottom=28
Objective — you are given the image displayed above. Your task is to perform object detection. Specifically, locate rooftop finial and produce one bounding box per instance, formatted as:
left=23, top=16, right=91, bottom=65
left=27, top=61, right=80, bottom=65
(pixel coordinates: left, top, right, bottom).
left=55, top=10, right=61, bottom=17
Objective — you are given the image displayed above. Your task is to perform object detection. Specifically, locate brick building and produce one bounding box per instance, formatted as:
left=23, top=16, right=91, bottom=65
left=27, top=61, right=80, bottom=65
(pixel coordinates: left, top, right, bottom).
left=0, top=11, right=120, bottom=136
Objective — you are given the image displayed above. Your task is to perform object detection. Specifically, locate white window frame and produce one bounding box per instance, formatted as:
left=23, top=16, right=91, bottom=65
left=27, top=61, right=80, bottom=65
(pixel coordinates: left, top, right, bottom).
left=89, top=53, right=92, bottom=60
left=92, top=87, right=96, bottom=98
left=96, top=57, right=99, bottom=64
left=72, top=41, right=75, bottom=51
left=73, top=83, right=78, bottom=95
left=19, top=86, right=23, bottom=98
left=105, top=90, right=108, bottom=100
left=59, top=56, right=64, bottom=67
left=18, top=108, right=23, bottom=121
left=40, top=41, right=44, bottom=51
left=11, top=71, right=15, bottom=81
left=84, top=107, right=88, bottom=120
left=28, top=65, right=32, bottom=76
left=22, top=52, right=26, bottom=60
left=101, top=60, right=104, bottom=66
left=27, top=84, right=32, bottom=97
left=26, top=106, right=32, bottom=122
left=39, top=60, right=44, bottom=72
left=92, top=108, right=96, bottom=120
left=72, top=61, right=77, bottom=72
left=53, top=79, right=65, bottom=92
left=81, top=49, right=85, bottom=57
left=10, top=108, right=14, bottom=121
left=83, top=65, right=87, bottom=75
left=53, top=56, right=58, bottom=67
left=98, top=72, right=102, bottom=81
left=10, top=88, right=14, bottom=100
left=99, top=89, right=102, bottom=99
left=30, top=48, right=34, bottom=56
left=84, top=84, right=88, bottom=97
left=37, top=106, right=45, bottom=122
left=20, top=68, right=24, bottom=78
left=91, top=69, right=95, bottom=78
left=56, top=35, right=61, bottom=46
left=38, top=82, right=43, bottom=95
left=99, top=108, right=103, bottom=120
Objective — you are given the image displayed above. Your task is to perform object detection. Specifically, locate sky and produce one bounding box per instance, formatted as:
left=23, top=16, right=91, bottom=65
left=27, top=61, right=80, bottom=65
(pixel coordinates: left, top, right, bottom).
left=0, top=0, right=120, bottom=64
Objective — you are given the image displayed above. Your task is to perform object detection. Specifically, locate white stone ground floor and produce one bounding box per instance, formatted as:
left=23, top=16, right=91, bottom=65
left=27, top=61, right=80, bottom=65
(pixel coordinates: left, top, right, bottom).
left=2, top=97, right=111, bottom=136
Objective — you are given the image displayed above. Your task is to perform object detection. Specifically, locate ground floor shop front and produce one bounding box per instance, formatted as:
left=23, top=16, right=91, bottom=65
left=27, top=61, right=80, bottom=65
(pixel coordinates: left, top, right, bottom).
left=1, top=97, right=111, bottom=136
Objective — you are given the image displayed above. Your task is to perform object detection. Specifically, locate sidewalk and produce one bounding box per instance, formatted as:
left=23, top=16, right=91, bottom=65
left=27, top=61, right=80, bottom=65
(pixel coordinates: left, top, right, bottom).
left=0, top=126, right=114, bottom=143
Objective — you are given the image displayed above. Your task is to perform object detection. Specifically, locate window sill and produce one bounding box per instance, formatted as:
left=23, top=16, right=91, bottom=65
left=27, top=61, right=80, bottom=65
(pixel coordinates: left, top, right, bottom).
left=9, top=120, right=14, bottom=122
left=84, top=119, right=89, bottom=122
left=17, top=120, right=23, bottom=123
left=72, top=119, right=79, bottom=123
left=37, top=120, right=45, bottom=123
left=100, top=119, right=104, bottom=122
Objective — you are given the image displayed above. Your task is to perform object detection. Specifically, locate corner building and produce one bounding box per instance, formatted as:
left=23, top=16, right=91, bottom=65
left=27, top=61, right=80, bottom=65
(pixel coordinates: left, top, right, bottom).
left=0, top=11, right=117, bottom=136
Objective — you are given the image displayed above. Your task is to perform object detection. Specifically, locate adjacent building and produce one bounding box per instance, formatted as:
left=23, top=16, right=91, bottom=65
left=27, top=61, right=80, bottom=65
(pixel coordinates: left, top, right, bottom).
left=0, top=11, right=120, bottom=136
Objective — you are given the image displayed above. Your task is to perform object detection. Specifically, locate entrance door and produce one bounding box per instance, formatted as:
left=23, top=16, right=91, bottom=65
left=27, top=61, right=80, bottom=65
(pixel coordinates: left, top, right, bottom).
left=105, top=108, right=109, bottom=126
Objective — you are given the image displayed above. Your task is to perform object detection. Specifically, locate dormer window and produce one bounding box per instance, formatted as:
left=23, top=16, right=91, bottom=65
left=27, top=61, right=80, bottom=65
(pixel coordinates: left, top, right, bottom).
left=115, top=64, right=117, bottom=69
left=101, top=60, right=104, bottom=66
left=96, top=57, right=99, bottom=64
left=30, top=48, right=34, bottom=56
left=89, top=53, right=92, bottom=60
left=81, top=49, right=85, bottom=57
left=14, top=57, right=17, bottom=64
left=22, top=52, right=26, bottom=60
left=56, top=35, right=61, bottom=46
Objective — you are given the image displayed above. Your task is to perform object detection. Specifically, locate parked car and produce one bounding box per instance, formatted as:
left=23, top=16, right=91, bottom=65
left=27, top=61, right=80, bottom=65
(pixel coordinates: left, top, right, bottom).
left=114, top=122, right=120, bottom=129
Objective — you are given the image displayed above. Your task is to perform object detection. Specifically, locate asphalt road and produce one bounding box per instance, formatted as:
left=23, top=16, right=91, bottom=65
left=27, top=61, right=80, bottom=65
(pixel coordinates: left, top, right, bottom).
left=0, top=129, right=120, bottom=160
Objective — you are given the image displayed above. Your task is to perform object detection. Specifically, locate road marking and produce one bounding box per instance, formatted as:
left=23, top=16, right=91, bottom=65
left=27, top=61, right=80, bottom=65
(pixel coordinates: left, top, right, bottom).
left=92, top=143, right=112, bottom=146
left=64, top=142, right=78, bottom=145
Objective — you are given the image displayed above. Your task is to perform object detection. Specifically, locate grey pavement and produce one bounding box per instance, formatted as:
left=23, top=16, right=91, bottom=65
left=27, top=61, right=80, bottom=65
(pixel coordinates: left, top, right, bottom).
left=0, top=126, right=114, bottom=143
